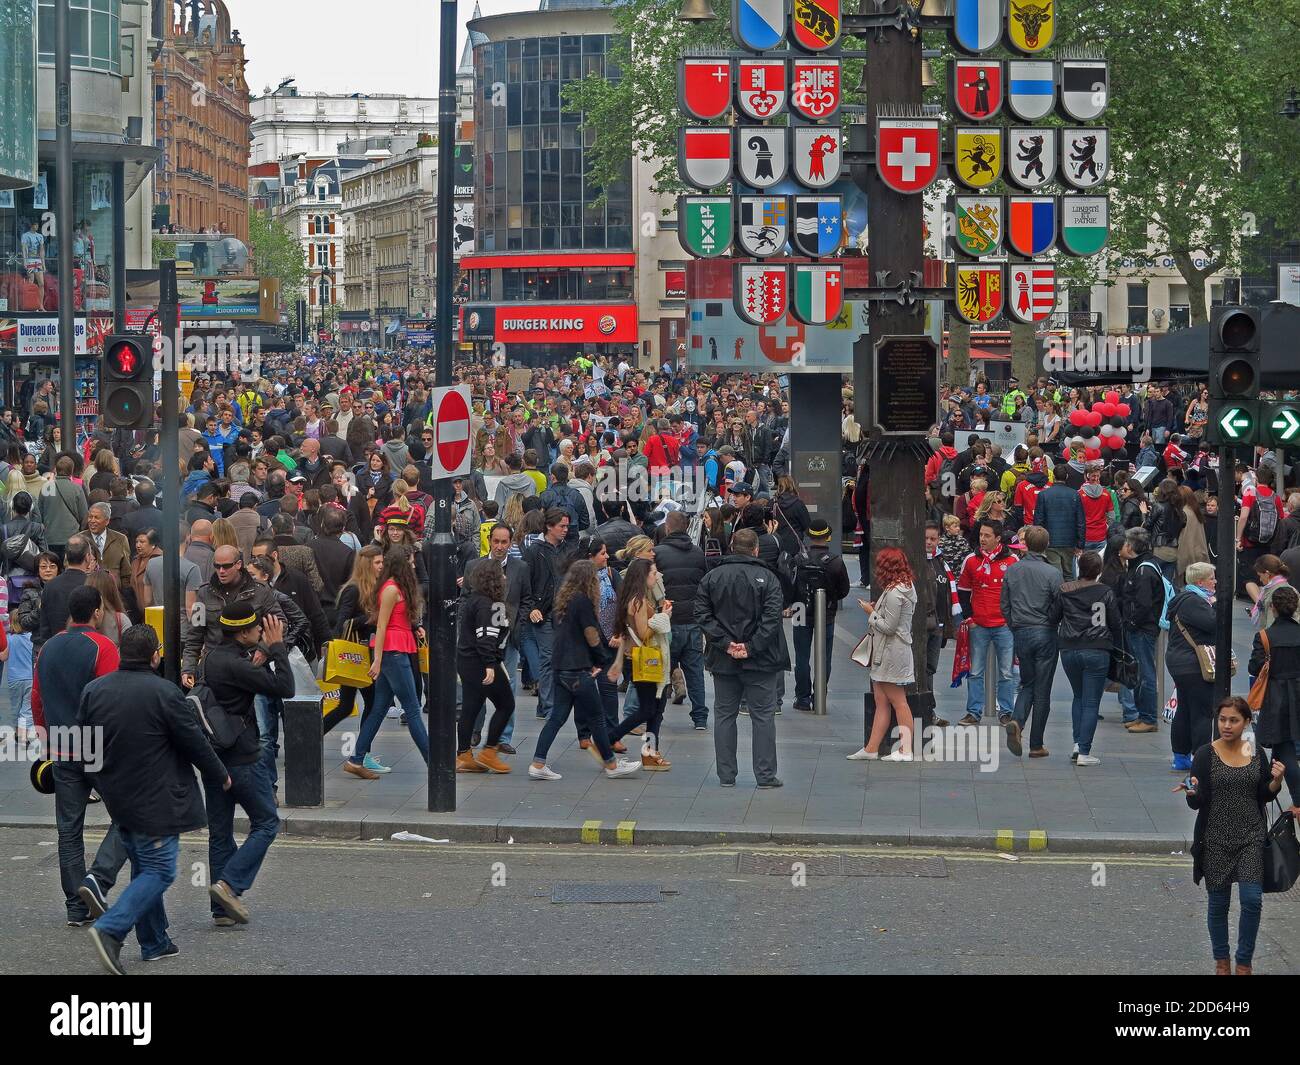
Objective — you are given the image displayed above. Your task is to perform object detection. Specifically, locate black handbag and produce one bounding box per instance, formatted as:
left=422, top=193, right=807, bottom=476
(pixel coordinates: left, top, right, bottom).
left=1263, top=806, right=1300, bottom=894
left=1107, top=646, right=1139, bottom=691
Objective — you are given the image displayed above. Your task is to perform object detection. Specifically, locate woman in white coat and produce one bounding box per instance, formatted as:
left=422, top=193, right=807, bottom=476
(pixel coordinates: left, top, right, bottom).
left=849, top=547, right=918, bottom=762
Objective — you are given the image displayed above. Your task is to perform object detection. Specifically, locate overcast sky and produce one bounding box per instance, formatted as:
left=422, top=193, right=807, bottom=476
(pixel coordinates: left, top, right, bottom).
left=225, top=0, right=536, bottom=98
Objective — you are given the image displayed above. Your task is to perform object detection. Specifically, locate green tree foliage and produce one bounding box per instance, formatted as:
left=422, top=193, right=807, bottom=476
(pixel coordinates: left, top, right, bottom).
left=246, top=207, right=307, bottom=306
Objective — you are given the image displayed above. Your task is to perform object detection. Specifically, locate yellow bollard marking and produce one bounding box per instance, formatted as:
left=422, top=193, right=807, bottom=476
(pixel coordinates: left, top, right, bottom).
left=616, top=821, right=636, bottom=845
left=995, top=829, right=1015, bottom=852
left=580, top=820, right=602, bottom=844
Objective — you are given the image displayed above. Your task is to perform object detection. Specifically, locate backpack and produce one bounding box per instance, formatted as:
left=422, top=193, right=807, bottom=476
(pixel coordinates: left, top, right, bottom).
left=794, top=550, right=831, bottom=605
left=938, top=453, right=957, bottom=486
left=1137, top=559, right=1174, bottom=631
left=1, top=524, right=40, bottom=573
left=540, top=485, right=583, bottom=535
left=187, top=682, right=247, bottom=752
left=14, top=586, right=41, bottom=634
left=1245, top=491, right=1278, bottom=546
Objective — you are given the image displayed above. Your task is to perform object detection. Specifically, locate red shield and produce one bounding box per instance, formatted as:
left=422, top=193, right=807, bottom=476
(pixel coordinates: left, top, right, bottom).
left=791, top=0, right=841, bottom=51
left=680, top=59, right=732, bottom=121
left=790, top=59, right=840, bottom=120
left=736, top=59, right=787, bottom=121
left=877, top=119, right=941, bottom=194
left=735, top=264, right=789, bottom=326
left=952, top=60, right=1003, bottom=121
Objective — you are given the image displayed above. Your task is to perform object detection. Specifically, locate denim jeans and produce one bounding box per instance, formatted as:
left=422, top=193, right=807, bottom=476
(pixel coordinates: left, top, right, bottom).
left=1011, top=626, right=1057, bottom=750
left=255, top=694, right=284, bottom=788
left=1124, top=629, right=1158, bottom=725
left=1152, top=426, right=1168, bottom=445
left=94, top=832, right=178, bottom=960
left=52, top=760, right=127, bottom=921
left=793, top=616, right=835, bottom=708
left=8, top=679, right=32, bottom=731
left=204, top=759, right=280, bottom=916
left=580, top=670, right=620, bottom=741
left=966, top=624, right=1015, bottom=720
left=610, top=680, right=666, bottom=746
left=458, top=658, right=515, bottom=750
left=1207, top=882, right=1263, bottom=965
left=533, top=669, right=612, bottom=763
left=523, top=618, right=554, bottom=717
left=670, top=623, right=709, bottom=724
left=1061, top=648, right=1109, bottom=755
left=351, top=652, right=430, bottom=765
left=472, top=641, right=517, bottom=744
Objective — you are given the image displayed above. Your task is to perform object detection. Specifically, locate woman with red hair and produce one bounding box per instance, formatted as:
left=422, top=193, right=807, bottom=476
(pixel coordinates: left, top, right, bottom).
left=848, top=547, right=919, bottom=762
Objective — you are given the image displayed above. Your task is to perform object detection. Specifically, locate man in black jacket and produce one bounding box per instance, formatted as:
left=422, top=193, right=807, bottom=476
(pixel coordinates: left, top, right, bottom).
left=202, top=608, right=294, bottom=926
left=654, top=511, right=710, bottom=728
left=36, top=533, right=93, bottom=649
left=695, top=528, right=790, bottom=788
left=79, top=625, right=231, bottom=973
left=308, top=506, right=356, bottom=621
left=120, top=482, right=164, bottom=546
left=789, top=518, right=851, bottom=713
left=523, top=508, right=570, bottom=720
left=1119, top=527, right=1165, bottom=734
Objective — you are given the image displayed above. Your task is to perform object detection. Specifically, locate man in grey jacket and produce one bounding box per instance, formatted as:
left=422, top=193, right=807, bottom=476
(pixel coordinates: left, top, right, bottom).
left=493, top=452, right=538, bottom=510
left=999, top=526, right=1062, bottom=757
left=37, top=455, right=87, bottom=561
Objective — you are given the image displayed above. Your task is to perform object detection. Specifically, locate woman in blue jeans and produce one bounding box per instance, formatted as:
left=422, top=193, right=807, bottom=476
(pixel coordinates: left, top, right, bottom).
left=344, top=545, right=428, bottom=779
left=1177, top=696, right=1286, bottom=974
left=1049, top=550, right=1120, bottom=766
left=529, top=560, right=641, bottom=781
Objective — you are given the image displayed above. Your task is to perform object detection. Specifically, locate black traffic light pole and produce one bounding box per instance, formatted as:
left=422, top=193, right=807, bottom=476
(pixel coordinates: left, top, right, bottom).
left=159, top=261, right=181, bottom=683
left=1214, top=444, right=1235, bottom=702
left=55, top=0, right=76, bottom=452
left=425, top=0, right=459, bottom=812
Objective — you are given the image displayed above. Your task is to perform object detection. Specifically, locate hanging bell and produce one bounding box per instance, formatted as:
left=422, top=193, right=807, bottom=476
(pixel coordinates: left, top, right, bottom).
left=678, top=0, right=717, bottom=22
left=921, top=57, right=935, bottom=88
left=920, top=0, right=948, bottom=15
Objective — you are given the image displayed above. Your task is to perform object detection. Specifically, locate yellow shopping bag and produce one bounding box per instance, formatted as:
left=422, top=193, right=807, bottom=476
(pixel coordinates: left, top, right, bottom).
left=323, top=638, right=372, bottom=687
left=631, top=644, right=665, bottom=684
left=418, top=639, right=430, bottom=673
left=318, top=680, right=351, bottom=718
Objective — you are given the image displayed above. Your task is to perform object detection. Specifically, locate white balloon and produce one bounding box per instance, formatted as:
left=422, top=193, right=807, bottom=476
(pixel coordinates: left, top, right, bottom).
left=1099, top=424, right=1115, bottom=437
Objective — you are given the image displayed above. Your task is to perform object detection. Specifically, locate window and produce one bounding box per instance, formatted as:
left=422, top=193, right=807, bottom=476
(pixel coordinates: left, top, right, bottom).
left=1126, top=283, right=1149, bottom=331
left=317, top=244, right=329, bottom=266
left=319, top=275, right=331, bottom=306
left=38, top=0, right=120, bottom=73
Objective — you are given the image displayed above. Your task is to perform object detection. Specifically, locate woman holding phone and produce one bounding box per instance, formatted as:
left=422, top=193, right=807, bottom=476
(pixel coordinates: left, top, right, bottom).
left=606, top=558, right=673, bottom=770
left=1177, top=696, right=1286, bottom=974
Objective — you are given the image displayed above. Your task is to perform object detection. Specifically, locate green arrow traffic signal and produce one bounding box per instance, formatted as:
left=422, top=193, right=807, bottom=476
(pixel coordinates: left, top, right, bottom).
left=1219, top=405, right=1255, bottom=441
left=1269, top=406, right=1300, bottom=444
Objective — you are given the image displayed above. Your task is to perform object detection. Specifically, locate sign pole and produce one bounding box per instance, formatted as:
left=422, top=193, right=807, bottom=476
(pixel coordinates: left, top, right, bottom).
left=426, top=0, right=460, bottom=812
left=55, top=0, right=76, bottom=448
left=159, top=261, right=181, bottom=683
left=1213, top=446, right=1236, bottom=703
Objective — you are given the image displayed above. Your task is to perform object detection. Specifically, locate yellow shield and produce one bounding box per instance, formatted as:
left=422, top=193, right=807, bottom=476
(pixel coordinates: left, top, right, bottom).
left=1007, top=0, right=1055, bottom=54
left=954, top=128, right=1002, bottom=190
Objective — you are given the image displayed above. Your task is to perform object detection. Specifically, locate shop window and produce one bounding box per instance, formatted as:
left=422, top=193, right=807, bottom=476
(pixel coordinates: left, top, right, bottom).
left=1126, top=283, right=1148, bottom=331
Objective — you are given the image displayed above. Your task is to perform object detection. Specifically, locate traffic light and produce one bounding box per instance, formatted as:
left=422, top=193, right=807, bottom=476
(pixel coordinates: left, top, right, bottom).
left=100, top=335, right=154, bottom=429
left=1205, top=306, right=1261, bottom=446
left=1262, top=402, right=1300, bottom=447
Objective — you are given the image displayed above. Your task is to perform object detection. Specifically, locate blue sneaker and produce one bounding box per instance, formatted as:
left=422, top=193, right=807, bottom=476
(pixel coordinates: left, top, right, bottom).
left=363, top=754, right=392, bottom=775
left=1171, top=753, right=1193, bottom=773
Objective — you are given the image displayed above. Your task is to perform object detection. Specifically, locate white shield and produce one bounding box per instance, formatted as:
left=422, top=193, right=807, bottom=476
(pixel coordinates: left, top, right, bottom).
left=737, top=196, right=790, bottom=257
left=1005, top=127, right=1056, bottom=190
left=1061, top=127, right=1109, bottom=189
left=791, top=126, right=842, bottom=189
left=737, top=59, right=788, bottom=120
left=737, top=127, right=789, bottom=189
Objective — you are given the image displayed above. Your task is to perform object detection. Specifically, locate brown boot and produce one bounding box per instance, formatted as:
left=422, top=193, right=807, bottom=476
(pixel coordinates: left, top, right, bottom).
left=1234, top=962, right=1252, bottom=975
left=1215, top=959, right=1231, bottom=975
left=475, top=746, right=512, bottom=773
left=456, top=750, right=487, bottom=773
left=343, top=761, right=379, bottom=780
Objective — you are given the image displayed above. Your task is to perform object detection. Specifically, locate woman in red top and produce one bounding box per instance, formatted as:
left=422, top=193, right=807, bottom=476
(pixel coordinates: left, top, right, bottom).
left=344, top=544, right=428, bottom=779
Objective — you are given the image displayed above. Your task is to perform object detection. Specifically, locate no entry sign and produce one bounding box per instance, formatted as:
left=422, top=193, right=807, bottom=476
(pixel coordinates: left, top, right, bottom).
left=428, top=385, right=472, bottom=479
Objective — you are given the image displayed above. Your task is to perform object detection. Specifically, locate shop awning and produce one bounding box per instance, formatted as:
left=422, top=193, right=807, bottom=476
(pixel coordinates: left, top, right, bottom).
left=38, top=134, right=162, bottom=202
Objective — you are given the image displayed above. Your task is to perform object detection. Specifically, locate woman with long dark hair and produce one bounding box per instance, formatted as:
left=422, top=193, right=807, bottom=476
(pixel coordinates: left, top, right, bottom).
left=344, top=544, right=428, bottom=778
left=455, top=562, right=514, bottom=774
left=578, top=536, right=628, bottom=753
left=333, top=545, right=386, bottom=774
left=1177, top=696, right=1285, bottom=974
left=848, top=547, right=918, bottom=762
left=1249, top=584, right=1300, bottom=817
left=605, top=558, right=673, bottom=770
left=529, top=560, right=641, bottom=781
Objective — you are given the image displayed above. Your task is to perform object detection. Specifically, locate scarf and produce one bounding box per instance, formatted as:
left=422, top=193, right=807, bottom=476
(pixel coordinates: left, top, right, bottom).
left=1250, top=575, right=1287, bottom=621
left=1186, top=582, right=1214, bottom=604
left=1081, top=483, right=1105, bottom=499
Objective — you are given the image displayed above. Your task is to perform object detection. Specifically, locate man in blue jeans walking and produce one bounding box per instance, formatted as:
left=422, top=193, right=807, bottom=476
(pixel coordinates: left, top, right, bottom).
left=956, top=521, right=1020, bottom=726
left=79, top=625, right=230, bottom=973
left=1119, top=528, right=1165, bottom=733
left=201, top=607, right=294, bottom=925
left=524, top=508, right=569, bottom=721
left=999, top=526, right=1062, bottom=757
left=654, top=511, right=712, bottom=727
left=788, top=519, right=850, bottom=713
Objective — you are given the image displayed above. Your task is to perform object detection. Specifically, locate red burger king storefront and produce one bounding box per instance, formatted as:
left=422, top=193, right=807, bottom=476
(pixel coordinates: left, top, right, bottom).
left=459, top=302, right=639, bottom=367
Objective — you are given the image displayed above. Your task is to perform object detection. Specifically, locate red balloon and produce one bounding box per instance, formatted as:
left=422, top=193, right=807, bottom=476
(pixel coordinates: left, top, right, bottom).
left=1084, top=448, right=1102, bottom=461
left=1106, top=434, right=1125, bottom=449
left=1089, top=411, right=1104, bottom=427
left=1100, top=403, right=1117, bottom=418
left=1091, top=402, right=1106, bottom=413
left=1105, top=391, right=1120, bottom=405
left=1069, top=409, right=1086, bottom=426
left=1116, top=403, right=1131, bottom=418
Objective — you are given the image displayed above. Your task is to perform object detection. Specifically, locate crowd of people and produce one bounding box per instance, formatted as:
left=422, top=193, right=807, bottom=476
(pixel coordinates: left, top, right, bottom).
left=3, top=348, right=1294, bottom=975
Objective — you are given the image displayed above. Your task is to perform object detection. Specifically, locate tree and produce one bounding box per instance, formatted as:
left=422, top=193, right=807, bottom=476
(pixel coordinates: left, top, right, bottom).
left=1058, top=0, right=1300, bottom=324
left=246, top=207, right=307, bottom=310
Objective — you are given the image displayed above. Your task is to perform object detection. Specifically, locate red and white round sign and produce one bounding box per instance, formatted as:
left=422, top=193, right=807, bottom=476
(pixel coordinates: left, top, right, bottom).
left=429, top=385, right=472, bottom=480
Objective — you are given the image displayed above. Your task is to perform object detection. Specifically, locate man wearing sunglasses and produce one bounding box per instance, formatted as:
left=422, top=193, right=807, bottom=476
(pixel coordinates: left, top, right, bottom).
left=180, top=545, right=284, bottom=691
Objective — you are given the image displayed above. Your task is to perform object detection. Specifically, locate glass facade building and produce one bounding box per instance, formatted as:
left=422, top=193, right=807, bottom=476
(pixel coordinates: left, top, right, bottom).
left=474, top=32, right=632, bottom=256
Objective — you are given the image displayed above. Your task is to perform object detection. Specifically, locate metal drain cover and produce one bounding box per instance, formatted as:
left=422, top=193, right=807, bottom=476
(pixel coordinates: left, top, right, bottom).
left=551, top=882, right=662, bottom=904
left=737, top=853, right=948, bottom=878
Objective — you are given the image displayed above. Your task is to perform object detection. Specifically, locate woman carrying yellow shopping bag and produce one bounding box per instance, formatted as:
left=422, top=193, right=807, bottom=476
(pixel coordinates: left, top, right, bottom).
left=331, top=546, right=388, bottom=775
left=606, top=558, right=673, bottom=770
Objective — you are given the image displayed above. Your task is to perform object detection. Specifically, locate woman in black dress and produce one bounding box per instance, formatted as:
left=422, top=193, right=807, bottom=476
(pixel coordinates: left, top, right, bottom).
left=1177, top=696, right=1285, bottom=974
left=1249, top=584, right=1300, bottom=816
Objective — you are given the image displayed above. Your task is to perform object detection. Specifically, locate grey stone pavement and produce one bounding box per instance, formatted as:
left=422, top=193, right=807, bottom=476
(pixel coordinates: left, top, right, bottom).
left=0, top=560, right=1264, bottom=852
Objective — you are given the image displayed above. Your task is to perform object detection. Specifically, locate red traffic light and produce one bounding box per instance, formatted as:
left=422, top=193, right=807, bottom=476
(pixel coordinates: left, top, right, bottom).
left=107, top=343, right=139, bottom=376
left=1216, top=307, right=1259, bottom=351
left=1217, top=356, right=1256, bottom=398
left=102, top=335, right=151, bottom=380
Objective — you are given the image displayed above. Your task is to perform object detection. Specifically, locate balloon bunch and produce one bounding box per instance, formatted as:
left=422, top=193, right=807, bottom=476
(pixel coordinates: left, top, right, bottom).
left=1066, top=390, right=1131, bottom=462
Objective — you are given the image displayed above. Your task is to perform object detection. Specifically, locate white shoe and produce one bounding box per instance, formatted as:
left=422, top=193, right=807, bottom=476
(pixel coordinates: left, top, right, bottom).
left=1075, top=754, right=1101, bottom=766
left=528, top=764, right=562, bottom=781
left=846, top=748, right=879, bottom=761
left=881, top=750, right=914, bottom=762
left=386, top=708, right=401, bottom=719
left=604, top=759, right=642, bottom=778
